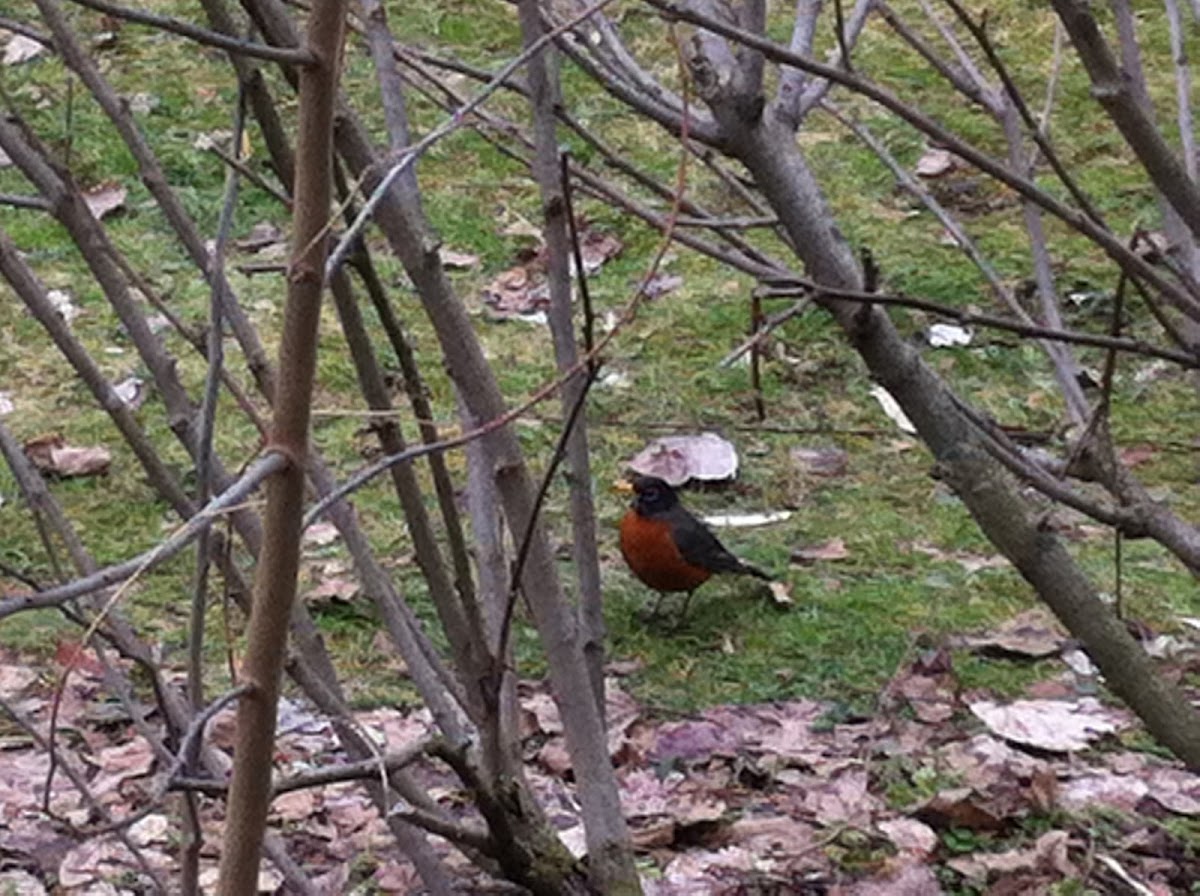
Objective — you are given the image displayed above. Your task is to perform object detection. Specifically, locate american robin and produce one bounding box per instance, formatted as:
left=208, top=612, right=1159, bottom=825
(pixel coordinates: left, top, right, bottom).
left=619, top=475, right=771, bottom=620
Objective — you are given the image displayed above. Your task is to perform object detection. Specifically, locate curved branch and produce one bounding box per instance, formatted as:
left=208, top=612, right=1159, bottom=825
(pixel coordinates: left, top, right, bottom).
left=643, top=0, right=1200, bottom=321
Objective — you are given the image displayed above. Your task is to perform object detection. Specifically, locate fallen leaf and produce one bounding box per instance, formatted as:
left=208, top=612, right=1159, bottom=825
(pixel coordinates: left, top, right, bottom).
left=1145, top=765, right=1200, bottom=815
left=237, top=221, right=286, bottom=252
left=969, top=697, right=1127, bottom=752
left=127, top=93, right=159, bottom=115
left=0, top=391, right=13, bottom=415
left=917, top=787, right=1006, bottom=831
left=627, top=432, right=739, bottom=485
left=850, top=861, right=943, bottom=895
left=915, top=146, right=956, bottom=177
left=948, top=829, right=1076, bottom=881
left=877, top=817, right=939, bottom=858
left=4, top=34, right=46, bottom=66
left=304, top=575, right=358, bottom=604
left=767, top=580, right=793, bottom=606
left=869, top=385, right=916, bottom=434
left=1061, top=648, right=1098, bottom=677
left=82, top=181, right=127, bottom=220
left=483, top=219, right=620, bottom=320
left=642, top=272, right=683, bottom=298
left=112, top=375, right=147, bottom=410
left=46, top=289, right=81, bottom=324
left=1061, top=770, right=1147, bottom=813
left=24, top=434, right=112, bottom=478
left=598, top=368, right=631, bottom=389
left=1120, top=444, right=1158, bottom=467
left=959, top=609, right=1068, bottom=659
left=790, top=538, right=848, bottom=564
left=928, top=322, right=972, bottom=347
left=439, top=247, right=479, bottom=269
left=302, top=521, right=340, bottom=548
left=790, top=445, right=848, bottom=477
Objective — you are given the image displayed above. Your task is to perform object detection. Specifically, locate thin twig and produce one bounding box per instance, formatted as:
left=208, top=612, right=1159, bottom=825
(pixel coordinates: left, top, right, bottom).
left=60, top=0, right=314, bottom=64
left=757, top=281, right=1200, bottom=368
left=324, top=0, right=620, bottom=278
left=0, top=453, right=282, bottom=613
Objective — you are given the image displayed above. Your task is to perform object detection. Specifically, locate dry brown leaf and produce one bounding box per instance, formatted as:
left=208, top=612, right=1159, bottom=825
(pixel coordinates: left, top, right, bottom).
left=790, top=538, right=848, bottom=564
left=948, top=830, right=1076, bottom=881
left=439, top=247, right=480, bottom=269
left=877, top=817, right=939, bottom=858
left=627, top=432, right=739, bottom=485
left=237, top=220, right=286, bottom=252
left=790, top=445, right=849, bottom=477
left=915, top=146, right=956, bottom=177
left=959, top=609, right=1068, bottom=659
left=82, top=181, right=127, bottom=220
left=24, top=434, right=112, bottom=478
left=969, top=697, right=1128, bottom=753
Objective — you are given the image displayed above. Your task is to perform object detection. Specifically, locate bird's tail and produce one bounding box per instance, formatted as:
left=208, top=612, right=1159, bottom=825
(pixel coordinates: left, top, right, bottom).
left=738, top=560, right=772, bottom=581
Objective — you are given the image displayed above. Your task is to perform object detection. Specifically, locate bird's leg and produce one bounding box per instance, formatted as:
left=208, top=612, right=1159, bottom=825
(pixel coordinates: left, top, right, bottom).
left=672, top=587, right=700, bottom=628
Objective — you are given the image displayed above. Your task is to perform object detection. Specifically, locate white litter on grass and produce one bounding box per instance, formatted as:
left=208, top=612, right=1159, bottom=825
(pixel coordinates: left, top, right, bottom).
left=869, top=385, right=916, bottom=434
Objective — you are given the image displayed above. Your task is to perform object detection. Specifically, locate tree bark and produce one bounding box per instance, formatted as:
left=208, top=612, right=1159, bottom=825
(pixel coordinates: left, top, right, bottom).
left=216, top=2, right=348, bottom=891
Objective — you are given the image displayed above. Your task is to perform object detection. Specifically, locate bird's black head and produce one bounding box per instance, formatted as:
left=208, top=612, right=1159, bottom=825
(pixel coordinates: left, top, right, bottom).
left=630, top=475, right=680, bottom=516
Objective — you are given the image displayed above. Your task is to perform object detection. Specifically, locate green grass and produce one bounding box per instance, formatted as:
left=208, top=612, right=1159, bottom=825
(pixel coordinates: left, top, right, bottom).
left=2, top=1, right=1199, bottom=730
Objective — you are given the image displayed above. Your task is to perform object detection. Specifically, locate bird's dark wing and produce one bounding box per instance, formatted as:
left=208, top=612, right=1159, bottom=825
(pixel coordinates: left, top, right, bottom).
left=665, top=507, right=770, bottom=579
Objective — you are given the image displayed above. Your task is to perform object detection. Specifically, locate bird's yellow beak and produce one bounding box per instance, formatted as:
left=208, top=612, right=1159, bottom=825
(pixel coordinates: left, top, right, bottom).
left=613, top=477, right=635, bottom=494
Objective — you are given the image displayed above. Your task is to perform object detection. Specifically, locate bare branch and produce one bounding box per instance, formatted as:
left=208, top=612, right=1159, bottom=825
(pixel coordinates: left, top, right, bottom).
left=60, top=0, right=315, bottom=64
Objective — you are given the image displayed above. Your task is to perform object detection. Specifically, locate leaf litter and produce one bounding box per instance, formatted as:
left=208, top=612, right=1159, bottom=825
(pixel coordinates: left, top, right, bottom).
left=1, top=639, right=1198, bottom=894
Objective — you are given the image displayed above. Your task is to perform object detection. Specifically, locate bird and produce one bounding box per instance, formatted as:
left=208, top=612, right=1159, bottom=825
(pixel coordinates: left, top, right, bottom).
left=619, top=474, right=772, bottom=621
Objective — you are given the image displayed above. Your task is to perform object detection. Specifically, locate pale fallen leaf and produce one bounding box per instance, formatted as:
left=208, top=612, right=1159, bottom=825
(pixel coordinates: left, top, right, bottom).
left=869, top=385, right=916, bottom=434
left=112, top=375, right=146, bottom=410
left=627, top=432, right=739, bottom=485
left=768, top=580, right=793, bottom=606
left=273, top=788, right=318, bottom=821
left=851, top=862, right=943, bottom=895
left=0, top=871, right=45, bottom=896
left=702, top=510, right=792, bottom=527
left=969, top=697, right=1127, bottom=752
left=915, top=146, right=956, bottom=177
left=439, top=247, right=480, bottom=269
left=127, top=92, right=159, bottom=115
left=790, top=445, right=848, bottom=477
left=947, top=829, right=1076, bottom=881
left=24, top=434, right=112, bottom=478
left=928, top=322, right=972, bottom=347
left=304, top=575, right=358, bottom=604
left=642, top=272, right=683, bottom=298
left=877, top=817, right=938, bottom=857
left=0, top=664, right=37, bottom=698
left=4, top=34, right=46, bottom=66
left=791, top=538, right=848, bottom=564
left=1061, top=647, right=1098, bottom=677
left=47, top=289, right=81, bottom=324
left=302, top=521, right=340, bottom=548
left=598, top=369, right=631, bottom=389
left=1145, top=765, right=1200, bottom=815
left=237, top=221, right=285, bottom=252
left=0, top=391, right=13, bottom=415
left=959, top=608, right=1067, bottom=659
left=127, top=814, right=171, bottom=847
left=82, top=182, right=127, bottom=220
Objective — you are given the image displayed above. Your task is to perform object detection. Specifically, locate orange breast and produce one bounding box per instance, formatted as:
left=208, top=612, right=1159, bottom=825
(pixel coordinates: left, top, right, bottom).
left=619, top=510, right=712, bottom=593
